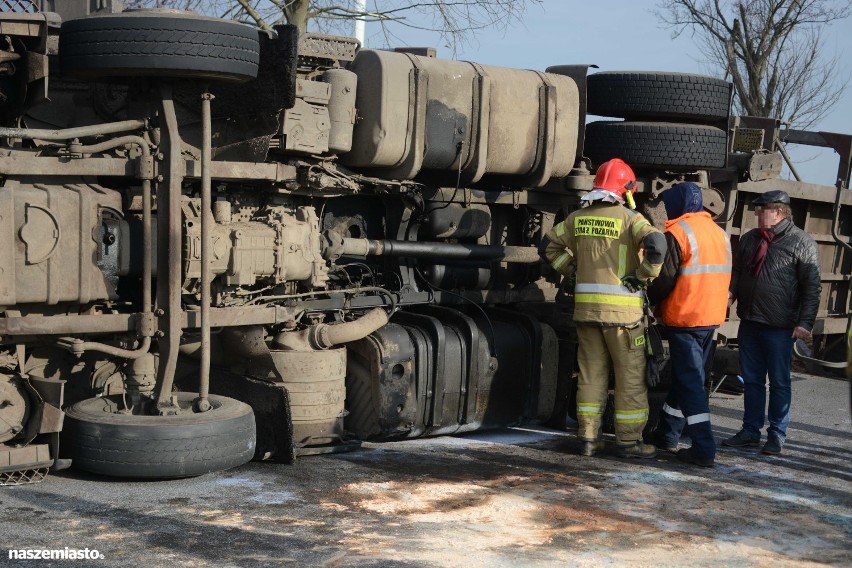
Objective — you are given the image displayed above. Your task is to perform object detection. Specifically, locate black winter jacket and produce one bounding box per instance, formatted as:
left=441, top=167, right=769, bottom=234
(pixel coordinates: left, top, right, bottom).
left=731, top=218, right=820, bottom=330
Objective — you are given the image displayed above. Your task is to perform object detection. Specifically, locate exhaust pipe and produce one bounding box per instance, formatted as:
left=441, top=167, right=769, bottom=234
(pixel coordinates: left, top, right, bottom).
left=273, top=307, right=389, bottom=351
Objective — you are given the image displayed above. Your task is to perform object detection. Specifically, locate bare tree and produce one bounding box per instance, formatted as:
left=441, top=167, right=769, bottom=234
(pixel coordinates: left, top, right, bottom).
left=655, top=0, right=851, bottom=129
left=125, top=0, right=542, bottom=54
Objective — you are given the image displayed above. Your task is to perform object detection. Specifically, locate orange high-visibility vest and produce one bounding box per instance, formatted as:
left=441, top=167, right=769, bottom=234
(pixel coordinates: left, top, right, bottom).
left=658, top=212, right=731, bottom=327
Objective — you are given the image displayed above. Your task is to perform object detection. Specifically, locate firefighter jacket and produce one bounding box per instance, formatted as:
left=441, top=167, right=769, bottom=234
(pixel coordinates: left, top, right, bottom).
left=544, top=202, right=663, bottom=326
left=653, top=211, right=732, bottom=328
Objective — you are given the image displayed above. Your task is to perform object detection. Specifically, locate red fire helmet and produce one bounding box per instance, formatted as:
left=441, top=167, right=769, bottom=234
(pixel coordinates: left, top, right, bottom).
left=592, top=158, right=636, bottom=197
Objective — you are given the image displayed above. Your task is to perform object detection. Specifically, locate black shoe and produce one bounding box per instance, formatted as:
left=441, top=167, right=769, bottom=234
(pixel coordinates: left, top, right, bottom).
left=761, top=435, right=784, bottom=455
left=580, top=440, right=605, bottom=457
left=722, top=430, right=760, bottom=448
left=676, top=448, right=714, bottom=468
left=615, top=442, right=657, bottom=459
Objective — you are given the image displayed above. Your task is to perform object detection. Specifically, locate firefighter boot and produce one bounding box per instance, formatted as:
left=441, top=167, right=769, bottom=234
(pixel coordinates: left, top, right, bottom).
left=580, top=440, right=605, bottom=457
left=615, top=441, right=658, bottom=459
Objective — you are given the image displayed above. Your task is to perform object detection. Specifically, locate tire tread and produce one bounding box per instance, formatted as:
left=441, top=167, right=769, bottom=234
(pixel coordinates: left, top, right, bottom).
left=59, top=14, right=260, bottom=82
left=584, top=121, right=728, bottom=170
left=61, top=393, right=256, bottom=479
left=588, top=72, right=731, bottom=121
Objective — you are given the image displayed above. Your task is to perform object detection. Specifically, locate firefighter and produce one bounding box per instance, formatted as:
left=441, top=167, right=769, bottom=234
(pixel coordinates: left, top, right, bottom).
left=542, top=158, right=666, bottom=458
left=647, top=182, right=732, bottom=468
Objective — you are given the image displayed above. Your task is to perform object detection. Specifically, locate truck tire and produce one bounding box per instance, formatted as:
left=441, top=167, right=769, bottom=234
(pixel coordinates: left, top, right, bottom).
left=61, top=392, right=256, bottom=479
left=587, top=72, right=731, bottom=121
left=59, top=10, right=260, bottom=82
left=584, top=121, right=728, bottom=170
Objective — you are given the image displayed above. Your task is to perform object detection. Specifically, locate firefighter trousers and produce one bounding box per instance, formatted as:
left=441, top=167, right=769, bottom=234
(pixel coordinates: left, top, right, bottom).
left=576, top=323, right=649, bottom=444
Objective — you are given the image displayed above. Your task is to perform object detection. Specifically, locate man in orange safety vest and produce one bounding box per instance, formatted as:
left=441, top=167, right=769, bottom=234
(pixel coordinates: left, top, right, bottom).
left=648, top=182, right=731, bottom=467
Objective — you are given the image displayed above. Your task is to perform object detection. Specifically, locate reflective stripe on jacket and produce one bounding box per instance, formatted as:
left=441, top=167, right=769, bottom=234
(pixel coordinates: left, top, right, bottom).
left=544, top=202, right=661, bottom=325
left=658, top=212, right=731, bottom=327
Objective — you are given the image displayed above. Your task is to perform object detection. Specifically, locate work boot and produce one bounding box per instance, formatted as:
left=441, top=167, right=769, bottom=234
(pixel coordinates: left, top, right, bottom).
left=580, top=440, right=605, bottom=457
left=648, top=431, right=678, bottom=454
left=761, top=435, right=784, bottom=455
left=615, top=441, right=657, bottom=459
left=721, top=430, right=760, bottom=448
left=676, top=448, right=714, bottom=468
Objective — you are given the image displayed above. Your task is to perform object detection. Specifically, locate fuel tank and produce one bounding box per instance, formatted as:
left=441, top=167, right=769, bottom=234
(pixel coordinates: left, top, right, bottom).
left=342, top=49, right=580, bottom=187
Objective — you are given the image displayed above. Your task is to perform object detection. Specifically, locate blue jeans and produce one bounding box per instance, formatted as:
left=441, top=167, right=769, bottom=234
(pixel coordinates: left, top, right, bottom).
left=738, top=319, right=794, bottom=441
left=655, top=327, right=716, bottom=460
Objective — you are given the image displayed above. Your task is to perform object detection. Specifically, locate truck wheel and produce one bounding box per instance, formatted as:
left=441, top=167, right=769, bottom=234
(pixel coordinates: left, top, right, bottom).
left=587, top=72, right=731, bottom=121
left=59, top=10, right=260, bottom=82
left=584, top=121, right=728, bottom=170
left=61, top=392, right=256, bottom=479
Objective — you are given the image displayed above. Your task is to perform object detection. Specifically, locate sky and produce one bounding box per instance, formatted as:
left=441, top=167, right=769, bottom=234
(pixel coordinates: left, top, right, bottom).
left=356, top=0, right=852, bottom=187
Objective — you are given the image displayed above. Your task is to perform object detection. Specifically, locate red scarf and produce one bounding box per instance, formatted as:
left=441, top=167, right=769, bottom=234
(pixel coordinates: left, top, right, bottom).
left=750, top=229, right=775, bottom=275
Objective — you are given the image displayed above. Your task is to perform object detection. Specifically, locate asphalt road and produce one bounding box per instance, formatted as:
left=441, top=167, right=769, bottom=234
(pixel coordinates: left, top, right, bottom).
left=1, top=373, right=849, bottom=567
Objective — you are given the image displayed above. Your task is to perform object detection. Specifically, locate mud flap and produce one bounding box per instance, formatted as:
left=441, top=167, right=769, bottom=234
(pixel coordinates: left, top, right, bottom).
left=0, top=374, right=64, bottom=485
left=1, top=444, right=52, bottom=486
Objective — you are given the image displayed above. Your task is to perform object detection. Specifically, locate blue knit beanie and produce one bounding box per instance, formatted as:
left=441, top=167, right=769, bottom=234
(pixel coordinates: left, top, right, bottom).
left=662, top=182, right=703, bottom=219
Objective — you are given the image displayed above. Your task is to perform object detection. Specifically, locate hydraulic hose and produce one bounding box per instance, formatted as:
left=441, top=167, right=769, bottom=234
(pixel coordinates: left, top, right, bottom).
left=0, top=119, right=147, bottom=141
left=57, top=336, right=152, bottom=360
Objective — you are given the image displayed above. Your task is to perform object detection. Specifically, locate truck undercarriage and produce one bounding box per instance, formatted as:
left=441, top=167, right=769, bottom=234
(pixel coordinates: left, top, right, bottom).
left=0, top=4, right=849, bottom=485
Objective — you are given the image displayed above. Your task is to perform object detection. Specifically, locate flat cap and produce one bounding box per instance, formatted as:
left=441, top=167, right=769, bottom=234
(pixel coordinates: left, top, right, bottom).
left=752, top=190, right=790, bottom=206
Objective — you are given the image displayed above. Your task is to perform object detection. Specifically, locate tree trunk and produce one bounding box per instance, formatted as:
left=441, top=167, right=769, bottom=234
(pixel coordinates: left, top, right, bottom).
left=285, top=0, right=310, bottom=34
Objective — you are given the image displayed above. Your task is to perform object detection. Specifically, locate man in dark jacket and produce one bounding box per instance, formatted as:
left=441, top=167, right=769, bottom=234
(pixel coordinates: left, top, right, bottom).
left=723, top=190, right=820, bottom=455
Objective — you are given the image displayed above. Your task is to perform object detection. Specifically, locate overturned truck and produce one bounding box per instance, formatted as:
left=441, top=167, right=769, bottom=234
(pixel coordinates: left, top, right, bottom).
left=1, top=5, right=850, bottom=484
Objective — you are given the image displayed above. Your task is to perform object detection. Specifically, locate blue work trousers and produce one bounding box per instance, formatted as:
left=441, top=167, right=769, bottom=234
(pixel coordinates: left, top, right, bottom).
left=655, top=327, right=717, bottom=460
left=738, top=319, right=794, bottom=441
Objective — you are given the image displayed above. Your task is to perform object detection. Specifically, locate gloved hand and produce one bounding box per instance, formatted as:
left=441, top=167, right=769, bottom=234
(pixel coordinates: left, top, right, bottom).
left=646, top=355, right=660, bottom=388
left=621, top=275, right=646, bottom=293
